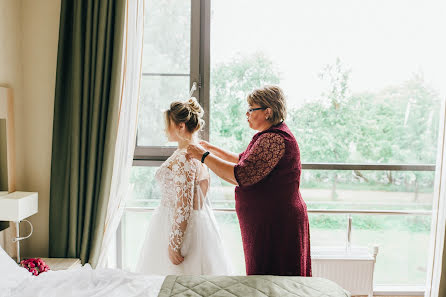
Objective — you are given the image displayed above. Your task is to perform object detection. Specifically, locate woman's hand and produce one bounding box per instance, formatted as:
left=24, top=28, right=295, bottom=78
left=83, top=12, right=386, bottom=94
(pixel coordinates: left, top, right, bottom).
left=199, top=140, right=213, bottom=151
left=186, top=143, right=207, bottom=161
left=168, top=246, right=184, bottom=265
left=189, top=142, right=238, bottom=186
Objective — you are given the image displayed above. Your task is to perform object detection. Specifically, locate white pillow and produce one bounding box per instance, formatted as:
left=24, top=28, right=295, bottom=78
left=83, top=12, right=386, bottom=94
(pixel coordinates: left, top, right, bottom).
left=0, top=245, right=31, bottom=291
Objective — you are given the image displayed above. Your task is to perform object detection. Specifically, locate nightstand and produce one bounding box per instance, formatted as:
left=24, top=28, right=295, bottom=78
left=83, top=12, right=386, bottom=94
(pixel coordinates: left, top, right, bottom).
left=41, top=258, right=82, bottom=271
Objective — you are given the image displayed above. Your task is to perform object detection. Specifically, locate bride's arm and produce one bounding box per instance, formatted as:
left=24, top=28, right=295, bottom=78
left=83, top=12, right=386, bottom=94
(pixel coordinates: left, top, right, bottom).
left=168, top=155, right=197, bottom=265
left=200, top=140, right=239, bottom=163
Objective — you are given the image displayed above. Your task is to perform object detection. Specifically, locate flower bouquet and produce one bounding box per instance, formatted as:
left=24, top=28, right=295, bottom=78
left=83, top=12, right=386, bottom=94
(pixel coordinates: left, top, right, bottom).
left=20, top=258, right=50, bottom=276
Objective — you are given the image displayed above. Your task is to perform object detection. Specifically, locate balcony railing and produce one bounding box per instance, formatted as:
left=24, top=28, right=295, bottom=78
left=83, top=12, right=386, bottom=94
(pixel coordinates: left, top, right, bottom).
left=124, top=207, right=431, bottom=251
left=127, top=161, right=435, bottom=243
left=121, top=161, right=435, bottom=287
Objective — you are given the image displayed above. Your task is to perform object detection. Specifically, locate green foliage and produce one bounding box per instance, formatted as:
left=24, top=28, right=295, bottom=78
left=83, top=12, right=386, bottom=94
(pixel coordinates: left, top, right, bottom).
left=289, top=58, right=355, bottom=163
left=286, top=59, right=440, bottom=191
left=288, top=60, right=440, bottom=167
left=309, top=212, right=430, bottom=232
left=132, top=53, right=438, bottom=234
left=128, top=167, right=159, bottom=205
left=210, top=53, right=281, bottom=152
left=309, top=214, right=345, bottom=229
left=354, top=216, right=384, bottom=231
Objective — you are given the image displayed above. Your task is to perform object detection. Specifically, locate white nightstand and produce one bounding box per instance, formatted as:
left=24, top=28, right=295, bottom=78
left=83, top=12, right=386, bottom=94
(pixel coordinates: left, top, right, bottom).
left=41, top=258, right=82, bottom=271
left=0, top=191, right=38, bottom=263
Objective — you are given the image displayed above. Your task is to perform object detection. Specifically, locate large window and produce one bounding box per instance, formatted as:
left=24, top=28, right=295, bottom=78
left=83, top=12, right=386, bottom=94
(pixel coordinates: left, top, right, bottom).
left=123, top=0, right=446, bottom=290
left=135, top=0, right=200, bottom=153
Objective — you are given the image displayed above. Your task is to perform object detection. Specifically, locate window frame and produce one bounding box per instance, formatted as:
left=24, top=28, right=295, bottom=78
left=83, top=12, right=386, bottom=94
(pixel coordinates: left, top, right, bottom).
left=133, top=0, right=209, bottom=163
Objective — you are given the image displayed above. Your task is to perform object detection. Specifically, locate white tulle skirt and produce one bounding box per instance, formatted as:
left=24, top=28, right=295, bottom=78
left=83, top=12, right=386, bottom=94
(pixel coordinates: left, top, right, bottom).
left=136, top=205, right=232, bottom=275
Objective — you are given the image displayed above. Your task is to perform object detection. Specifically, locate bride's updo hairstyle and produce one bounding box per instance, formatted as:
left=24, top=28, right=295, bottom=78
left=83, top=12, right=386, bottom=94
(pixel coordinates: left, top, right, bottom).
left=164, top=97, right=205, bottom=134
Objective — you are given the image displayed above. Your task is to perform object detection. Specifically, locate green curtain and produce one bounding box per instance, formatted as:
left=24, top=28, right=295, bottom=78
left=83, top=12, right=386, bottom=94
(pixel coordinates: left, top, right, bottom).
left=0, top=221, right=9, bottom=232
left=439, top=241, right=446, bottom=297
left=49, top=0, right=125, bottom=267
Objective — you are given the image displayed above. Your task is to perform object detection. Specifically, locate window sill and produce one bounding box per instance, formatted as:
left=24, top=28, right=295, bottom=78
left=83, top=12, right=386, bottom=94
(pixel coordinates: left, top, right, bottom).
left=373, top=285, right=425, bottom=296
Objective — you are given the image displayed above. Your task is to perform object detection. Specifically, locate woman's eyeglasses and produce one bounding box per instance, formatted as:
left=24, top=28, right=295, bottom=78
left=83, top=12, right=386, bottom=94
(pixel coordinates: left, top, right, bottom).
left=247, top=107, right=267, bottom=114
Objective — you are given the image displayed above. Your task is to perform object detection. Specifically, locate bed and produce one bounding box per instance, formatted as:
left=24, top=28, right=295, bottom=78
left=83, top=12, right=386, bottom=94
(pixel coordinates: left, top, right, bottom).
left=1, top=246, right=350, bottom=297
left=158, top=275, right=350, bottom=296
left=0, top=246, right=164, bottom=297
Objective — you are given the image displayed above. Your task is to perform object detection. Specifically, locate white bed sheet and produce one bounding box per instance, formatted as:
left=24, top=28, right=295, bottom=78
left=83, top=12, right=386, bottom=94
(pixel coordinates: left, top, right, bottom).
left=2, top=264, right=165, bottom=297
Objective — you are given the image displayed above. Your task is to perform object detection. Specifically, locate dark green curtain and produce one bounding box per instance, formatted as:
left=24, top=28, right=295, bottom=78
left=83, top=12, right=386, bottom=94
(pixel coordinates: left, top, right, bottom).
left=49, top=0, right=125, bottom=267
left=439, top=241, right=446, bottom=297
left=0, top=221, right=9, bottom=232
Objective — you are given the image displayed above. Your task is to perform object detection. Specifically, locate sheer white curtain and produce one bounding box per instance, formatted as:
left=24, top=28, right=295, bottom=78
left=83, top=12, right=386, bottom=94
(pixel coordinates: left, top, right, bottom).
left=97, top=0, right=144, bottom=268
left=426, top=99, right=446, bottom=297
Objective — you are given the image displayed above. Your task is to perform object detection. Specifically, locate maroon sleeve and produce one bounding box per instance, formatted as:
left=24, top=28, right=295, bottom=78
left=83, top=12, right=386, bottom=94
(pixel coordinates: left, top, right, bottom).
left=234, top=133, right=285, bottom=186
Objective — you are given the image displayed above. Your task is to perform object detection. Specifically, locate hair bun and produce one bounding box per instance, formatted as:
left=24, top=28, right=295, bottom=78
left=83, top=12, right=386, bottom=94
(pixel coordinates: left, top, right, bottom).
left=185, top=97, right=204, bottom=117
left=164, top=97, right=205, bottom=134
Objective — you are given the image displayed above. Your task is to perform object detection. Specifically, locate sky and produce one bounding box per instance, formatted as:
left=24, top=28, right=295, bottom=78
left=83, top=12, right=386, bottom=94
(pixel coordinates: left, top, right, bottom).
left=210, top=0, right=446, bottom=107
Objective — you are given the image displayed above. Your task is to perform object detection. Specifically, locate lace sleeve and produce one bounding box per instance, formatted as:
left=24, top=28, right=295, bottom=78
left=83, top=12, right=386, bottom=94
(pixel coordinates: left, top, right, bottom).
left=234, top=133, right=285, bottom=186
left=169, top=153, right=197, bottom=252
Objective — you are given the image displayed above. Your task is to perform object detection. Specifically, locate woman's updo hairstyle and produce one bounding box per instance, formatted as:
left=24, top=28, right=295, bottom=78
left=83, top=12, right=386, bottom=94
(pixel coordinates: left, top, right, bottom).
left=164, top=97, right=205, bottom=134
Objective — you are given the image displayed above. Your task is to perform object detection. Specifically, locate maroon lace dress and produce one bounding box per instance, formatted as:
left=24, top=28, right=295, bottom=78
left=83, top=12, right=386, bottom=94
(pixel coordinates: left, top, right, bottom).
left=234, top=122, right=311, bottom=276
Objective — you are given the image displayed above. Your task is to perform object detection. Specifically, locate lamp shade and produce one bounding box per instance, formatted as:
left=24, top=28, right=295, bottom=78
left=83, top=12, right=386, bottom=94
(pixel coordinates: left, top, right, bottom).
left=0, top=191, right=38, bottom=221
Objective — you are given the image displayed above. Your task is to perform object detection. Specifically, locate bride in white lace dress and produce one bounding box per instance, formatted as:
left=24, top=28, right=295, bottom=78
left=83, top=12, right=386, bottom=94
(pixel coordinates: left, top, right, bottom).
left=136, top=98, right=232, bottom=275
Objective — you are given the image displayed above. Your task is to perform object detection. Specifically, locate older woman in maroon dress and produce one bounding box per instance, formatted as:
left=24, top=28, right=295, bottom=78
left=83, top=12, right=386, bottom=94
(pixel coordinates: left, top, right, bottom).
left=187, top=85, right=311, bottom=276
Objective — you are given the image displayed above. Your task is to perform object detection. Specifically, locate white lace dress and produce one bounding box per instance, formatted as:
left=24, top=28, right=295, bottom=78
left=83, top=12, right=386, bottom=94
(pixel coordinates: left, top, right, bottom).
left=136, top=149, right=232, bottom=275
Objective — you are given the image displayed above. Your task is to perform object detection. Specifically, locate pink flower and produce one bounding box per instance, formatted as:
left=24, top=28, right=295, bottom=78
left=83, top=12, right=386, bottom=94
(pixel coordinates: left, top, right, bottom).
left=20, top=258, right=50, bottom=276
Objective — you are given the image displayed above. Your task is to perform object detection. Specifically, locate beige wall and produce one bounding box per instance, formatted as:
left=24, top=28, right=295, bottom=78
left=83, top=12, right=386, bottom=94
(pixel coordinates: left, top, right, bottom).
left=0, top=0, right=60, bottom=256
left=20, top=0, right=60, bottom=257
left=0, top=1, right=24, bottom=154
left=0, top=0, right=24, bottom=250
